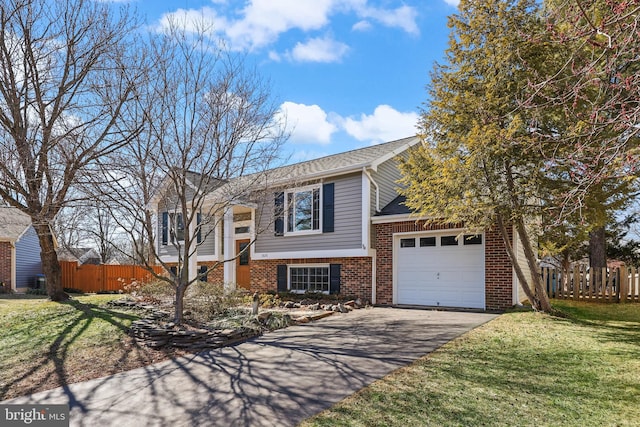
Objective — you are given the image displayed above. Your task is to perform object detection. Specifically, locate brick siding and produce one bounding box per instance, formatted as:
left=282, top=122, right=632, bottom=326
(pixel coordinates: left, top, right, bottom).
left=0, top=242, right=12, bottom=289
left=374, top=220, right=514, bottom=310
left=251, top=257, right=373, bottom=302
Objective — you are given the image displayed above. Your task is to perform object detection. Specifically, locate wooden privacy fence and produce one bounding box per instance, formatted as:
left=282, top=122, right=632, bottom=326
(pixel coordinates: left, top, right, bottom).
left=541, top=266, right=640, bottom=303
left=61, top=261, right=165, bottom=293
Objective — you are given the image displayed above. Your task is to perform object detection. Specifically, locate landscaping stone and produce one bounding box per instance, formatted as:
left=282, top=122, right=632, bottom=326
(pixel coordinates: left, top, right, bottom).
left=110, top=295, right=363, bottom=351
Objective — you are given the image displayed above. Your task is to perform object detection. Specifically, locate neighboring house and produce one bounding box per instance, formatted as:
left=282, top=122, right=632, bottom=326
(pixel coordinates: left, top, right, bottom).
left=154, top=136, right=529, bottom=311
left=0, top=207, right=43, bottom=292
left=57, top=247, right=102, bottom=265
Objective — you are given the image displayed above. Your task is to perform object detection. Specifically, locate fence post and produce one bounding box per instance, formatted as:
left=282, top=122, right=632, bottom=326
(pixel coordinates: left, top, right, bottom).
left=618, top=266, right=627, bottom=303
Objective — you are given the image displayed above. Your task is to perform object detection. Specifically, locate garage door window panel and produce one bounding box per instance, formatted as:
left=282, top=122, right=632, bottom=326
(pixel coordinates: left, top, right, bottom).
left=463, top=235, right=482, bottom=245
left=400, top=238, right=416, bottom=248
left=441, top=235, right=458, bottom=246
left=420, top=237, right=436, bottom=247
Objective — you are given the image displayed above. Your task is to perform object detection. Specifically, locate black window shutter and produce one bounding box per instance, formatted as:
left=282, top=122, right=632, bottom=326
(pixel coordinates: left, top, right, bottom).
left=274, top=192, right=284, bottom=236
left=197, top=212, right=202, bottom=243
left=329, top=264, right=341, bottom=294
left=322, top=183, right=334, bottom=233
left=199, top=265, right=208, bottom=282
left=277, top=264, right=288, bottom=292
left=161, top=212, right=168, bottom=245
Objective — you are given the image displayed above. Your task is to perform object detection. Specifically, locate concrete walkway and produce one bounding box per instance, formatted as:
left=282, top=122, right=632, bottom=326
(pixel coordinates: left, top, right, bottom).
left=6, top=307, right=497, bottom=426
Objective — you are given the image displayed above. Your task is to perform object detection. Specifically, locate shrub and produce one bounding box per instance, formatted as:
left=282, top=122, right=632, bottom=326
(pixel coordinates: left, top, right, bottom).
left=26, top=288, right=47, bottom=295
left=185, top=281, right=245, bottom=323
left=125, top=278, right=174, bottom=303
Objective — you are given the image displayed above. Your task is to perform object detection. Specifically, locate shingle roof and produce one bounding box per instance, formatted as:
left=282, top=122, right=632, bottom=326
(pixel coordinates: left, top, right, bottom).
left=0, top=207, right=32, bottom=241
left=377, top=195, right=413, bottom=216
left=264, top=135, right=419, bottom=182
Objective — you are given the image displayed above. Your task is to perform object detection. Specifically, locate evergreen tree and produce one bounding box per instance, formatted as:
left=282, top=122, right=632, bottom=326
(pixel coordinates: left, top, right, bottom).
left=401, top=0, right=554, bottom=311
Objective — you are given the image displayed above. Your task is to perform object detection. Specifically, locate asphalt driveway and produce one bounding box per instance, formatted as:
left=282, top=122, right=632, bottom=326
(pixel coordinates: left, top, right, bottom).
left=5, top=307, right=497, bottom=426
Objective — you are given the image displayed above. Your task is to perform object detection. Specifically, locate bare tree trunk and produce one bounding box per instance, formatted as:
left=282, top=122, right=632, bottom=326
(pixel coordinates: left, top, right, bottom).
left=175, top=284, right=185, bottom=325
left=589, top=226, right=607, bottom=269
left=33, top=223, right=69, bottom=302
left=495, top=213, right=552, bottom=313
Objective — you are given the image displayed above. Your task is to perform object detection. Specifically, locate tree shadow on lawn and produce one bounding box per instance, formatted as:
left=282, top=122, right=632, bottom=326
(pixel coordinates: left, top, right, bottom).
left=0, top=300, right=179, bottom=402
left=550, top=306, right=640, bottom=353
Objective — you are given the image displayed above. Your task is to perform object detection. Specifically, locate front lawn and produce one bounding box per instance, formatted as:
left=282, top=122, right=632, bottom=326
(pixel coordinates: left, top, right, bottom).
left=302, top=300, right=640, bottom=427
left=0, top=294, right=183, bottom=400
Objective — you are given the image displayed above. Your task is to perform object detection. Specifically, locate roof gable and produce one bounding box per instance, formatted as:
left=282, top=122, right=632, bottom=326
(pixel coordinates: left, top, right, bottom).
left=0, top=207, right=32, bottom=241
left=264, top=136, right=419, bottom=183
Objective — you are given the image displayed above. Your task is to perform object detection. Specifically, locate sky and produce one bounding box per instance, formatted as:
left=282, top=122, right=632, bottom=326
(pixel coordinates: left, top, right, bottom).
left=126, top=0, right=461, bottom=163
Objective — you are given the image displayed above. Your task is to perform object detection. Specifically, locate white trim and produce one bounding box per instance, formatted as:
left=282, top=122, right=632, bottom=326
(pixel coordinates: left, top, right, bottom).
left=371, top=214, right=430, bottom=224
left=10, top=242, right=16, bottom=292
left=361, top=173, right=370, bottom=252
left=223, top=208, right=235, bottom=289
left=363, top=167, right=379, bottom=213
left=369, top=137, right=420, bottom=170
left=283, top=184, right=322, bottom=236
left=159, top=255, right=220, bottom=263
left=392, top=229, right=486, bottom=309
left=254, top=248, right=369, bottom=260
left=287, top=263, right=330, bottom=294
left=371, top=248, right=377, bottom=304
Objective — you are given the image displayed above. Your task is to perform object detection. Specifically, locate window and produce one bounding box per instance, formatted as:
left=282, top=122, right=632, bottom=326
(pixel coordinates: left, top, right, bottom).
left=235, top=226, right=250, bottom=234
left=238, top=242, right=249, bottom=266
left=400, top=238, right=416, bottom=248
left=286, top=187, right=320, bottom=234
left=441, top=235, right=458, bottom=246
left=420, top=237, right=436, bottom=247
left=463, top=235, right=482, bottom=245
left=170, top=213, right=185, bottom=242
left=289, top=266, right=329, bottom=293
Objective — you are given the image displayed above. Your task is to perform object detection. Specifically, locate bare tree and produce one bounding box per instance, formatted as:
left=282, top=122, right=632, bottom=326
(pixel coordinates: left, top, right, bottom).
left=0, top=0, right=144, bottom=300
left=98, top=20, right=286, bottom=324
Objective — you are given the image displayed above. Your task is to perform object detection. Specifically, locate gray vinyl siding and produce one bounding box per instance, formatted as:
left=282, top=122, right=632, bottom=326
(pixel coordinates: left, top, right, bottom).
left=15, top=226, right=42, bottom=290
left=256, top=172, right=363, bottom=253
left=369, top=154, right=407, bottom=215
left=157, top=209, right=216, bottom=258
left=197, top=216, right=216, bottom=257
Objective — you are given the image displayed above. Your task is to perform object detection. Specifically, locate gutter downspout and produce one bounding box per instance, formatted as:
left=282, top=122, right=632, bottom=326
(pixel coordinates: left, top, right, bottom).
left=10, top=242, right=16, bottom=292
left=363, top=167, right=379, bottom=304
left=362, top=167, right=380, bottom=213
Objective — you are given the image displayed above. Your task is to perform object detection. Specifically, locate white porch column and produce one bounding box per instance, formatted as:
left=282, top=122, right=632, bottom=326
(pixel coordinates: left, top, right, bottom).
left=188, top=213, right=198, bottom=284
left=223, top=208, right=235, bottom=291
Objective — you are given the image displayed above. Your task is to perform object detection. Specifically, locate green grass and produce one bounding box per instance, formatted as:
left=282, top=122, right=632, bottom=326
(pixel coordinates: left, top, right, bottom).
left=301, top=300, right=640, bottom=427
left=0, top=294, right=178, bottom=400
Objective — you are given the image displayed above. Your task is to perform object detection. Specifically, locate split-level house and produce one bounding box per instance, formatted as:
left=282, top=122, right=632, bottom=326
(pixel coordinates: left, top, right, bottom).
left=154, top=136, right=529, bottom=311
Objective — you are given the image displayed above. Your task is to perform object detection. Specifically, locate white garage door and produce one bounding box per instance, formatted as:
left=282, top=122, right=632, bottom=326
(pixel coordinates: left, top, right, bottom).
left=395, top=232, right=485, bottom=309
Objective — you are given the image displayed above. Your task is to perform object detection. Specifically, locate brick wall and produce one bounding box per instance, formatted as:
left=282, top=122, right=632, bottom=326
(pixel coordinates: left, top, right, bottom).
left=162, top=262, right=224, bottom=285
left=484, top=225, right=514, bottom=310
left=251, top=257, right=373, bottom=302
left=0, top=242, right=12, bottom=288
left=374, top=220, right=514, bottom=310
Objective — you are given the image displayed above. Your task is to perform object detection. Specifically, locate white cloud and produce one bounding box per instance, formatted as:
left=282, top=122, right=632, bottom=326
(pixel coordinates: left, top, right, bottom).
left=342, top=105, right=418, bottom=143
left=158, top=7, right=228, bottom=37
left=156, top=1, right=419, bottom=52
left=355, top=5, right=419, bottom=35
left=288, top=36, right=349, bottom=63
left=278, top=102, right=417, bottom=146
left=277, top=102, right=338, bottom=144
left=352, top=20, right=372, bottom=32
left=443, top=0, right=460, bottom=6
left=224, top=0, right=335, bottom=50
left=268, top=50, right=282, bottom=62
